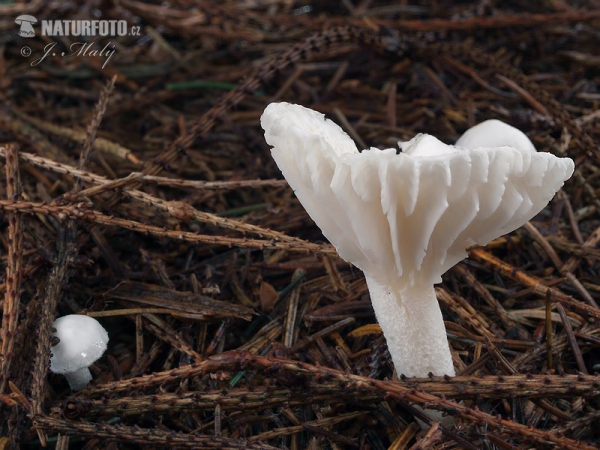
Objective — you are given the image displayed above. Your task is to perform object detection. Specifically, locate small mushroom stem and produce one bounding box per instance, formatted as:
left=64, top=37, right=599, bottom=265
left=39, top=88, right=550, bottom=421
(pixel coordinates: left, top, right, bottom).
left=64, top=367, right=93, bottom=391
left=365, top=276, right=455, bottom=378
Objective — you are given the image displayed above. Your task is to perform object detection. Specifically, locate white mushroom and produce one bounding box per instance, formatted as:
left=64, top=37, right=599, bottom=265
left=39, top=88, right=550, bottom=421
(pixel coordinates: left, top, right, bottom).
left=455, top=119, right=537, bottom=153
left=50, top=314, right=109, bottom=390
left=261, top=102, right=574, bottom=379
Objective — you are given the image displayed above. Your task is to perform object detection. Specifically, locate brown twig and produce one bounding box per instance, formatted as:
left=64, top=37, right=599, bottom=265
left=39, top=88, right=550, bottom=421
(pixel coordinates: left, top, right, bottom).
left=469, top=247, right=600, bottom=322
left=0, top=148, right=336, bottom=254
left=34, top=416, right=279, bottom=449
left=83, top=351, right=599, bottom=449
left=0, top=198, right=338, bottom=256
left=0, top=145, right=24, bottom=394
left=555, top=302, right=588, bottom=374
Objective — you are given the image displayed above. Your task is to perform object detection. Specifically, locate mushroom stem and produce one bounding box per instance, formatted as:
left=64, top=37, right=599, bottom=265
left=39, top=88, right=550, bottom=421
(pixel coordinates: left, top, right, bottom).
left=365, top=276, right=455, bottom=378
left=64, top=367, right=93, bottom=391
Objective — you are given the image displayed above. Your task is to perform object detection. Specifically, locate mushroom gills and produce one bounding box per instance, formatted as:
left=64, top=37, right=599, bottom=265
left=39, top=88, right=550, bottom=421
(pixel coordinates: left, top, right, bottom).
left=261, top=102, right=574, bottom=379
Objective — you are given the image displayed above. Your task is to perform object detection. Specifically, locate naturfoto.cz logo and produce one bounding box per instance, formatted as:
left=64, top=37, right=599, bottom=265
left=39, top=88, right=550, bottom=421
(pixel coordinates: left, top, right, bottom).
left=15, top=15, right=141, bottom=38
left=16, top=15, right=142, bottom=69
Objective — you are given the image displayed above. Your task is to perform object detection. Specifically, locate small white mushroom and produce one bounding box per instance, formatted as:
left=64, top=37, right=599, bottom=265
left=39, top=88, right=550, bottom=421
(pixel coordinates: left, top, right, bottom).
left=455, top=119, right=537, bottom=153
left=50, top=314, right=109, bottom=391
left=261, top=102, right=574, bottom=379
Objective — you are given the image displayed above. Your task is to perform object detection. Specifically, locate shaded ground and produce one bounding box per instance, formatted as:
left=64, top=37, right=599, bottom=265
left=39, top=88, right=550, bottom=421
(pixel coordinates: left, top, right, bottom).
left=1, top=1, right=600, bottom=448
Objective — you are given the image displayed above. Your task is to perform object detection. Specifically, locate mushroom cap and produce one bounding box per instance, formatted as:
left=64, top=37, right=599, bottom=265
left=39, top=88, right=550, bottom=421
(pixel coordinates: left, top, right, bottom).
left=15, top=15, right=37, bottom=24
left=455, top=119, right=537, bottom=153
left=50, top=315, right=109, bottom=375
left=261, top=102, right=574, bottom=286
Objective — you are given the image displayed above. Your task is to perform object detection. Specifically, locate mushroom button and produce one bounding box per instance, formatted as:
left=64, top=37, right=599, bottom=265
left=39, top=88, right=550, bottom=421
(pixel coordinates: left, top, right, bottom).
left=261, top=102, right=574, bottom=378
left=50, top=314, right=109, bottom=391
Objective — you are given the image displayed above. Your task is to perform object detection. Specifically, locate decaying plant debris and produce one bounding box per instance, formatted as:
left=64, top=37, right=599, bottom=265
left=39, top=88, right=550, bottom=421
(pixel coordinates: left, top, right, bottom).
left=1, top=1, right=600, bottom=448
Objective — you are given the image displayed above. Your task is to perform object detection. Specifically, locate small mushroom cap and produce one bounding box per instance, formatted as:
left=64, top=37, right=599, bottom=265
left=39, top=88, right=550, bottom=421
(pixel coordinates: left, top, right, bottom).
left=455, top=119, right=536, bottom=153
left=50, top=315, right=109, bottom=375
left=261, top=102, right=574, bottom=286
left=15, top=15, right=37, bottom=24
